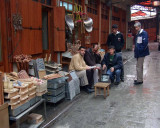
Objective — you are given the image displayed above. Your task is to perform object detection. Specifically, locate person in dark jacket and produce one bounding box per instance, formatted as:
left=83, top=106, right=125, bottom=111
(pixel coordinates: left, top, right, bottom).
left=134, top=22, right=150, bottom=85
left=102, top=46, right=123, bottom=85
left=84, top=44, right=101, bottom=85
left=107, top=24, right=124, bottom=53
left=106, top=24, right=125, bottom=82
left=84, top=44, right=101, bottom=66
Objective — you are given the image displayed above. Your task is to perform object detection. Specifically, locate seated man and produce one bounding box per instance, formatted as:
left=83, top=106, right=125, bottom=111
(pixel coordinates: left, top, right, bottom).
left=69, top=46, right=94, bottom=93
left=84, top=44, right=101, bottom=85
left=102, top=46, right=122, bottom=85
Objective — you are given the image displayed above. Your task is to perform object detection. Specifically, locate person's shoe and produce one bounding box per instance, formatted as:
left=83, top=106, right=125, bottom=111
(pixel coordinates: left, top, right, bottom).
left=82, top=86, right=91, bottom=93
left=114, top=82, right=120, bottom=85
left=111, top=80, right=114, bottom=84
left=134, top=80, right=137, bottom=83
left=134, top=81, right=143, bottom=85
left=88, top=87, right=95, bottom=92
left=86, top=88, right=94, bottom=93
left=134, top=80, right=143, bottom=84
left=121, top=78, right=124, bottom=82
left=90, top=86, right=94, bottom=89
left=109, top=83, right=114, bottom=89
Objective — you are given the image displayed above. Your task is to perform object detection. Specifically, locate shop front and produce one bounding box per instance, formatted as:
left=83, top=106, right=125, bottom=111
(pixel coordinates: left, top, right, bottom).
left=0, top=0, right=131, bottom=127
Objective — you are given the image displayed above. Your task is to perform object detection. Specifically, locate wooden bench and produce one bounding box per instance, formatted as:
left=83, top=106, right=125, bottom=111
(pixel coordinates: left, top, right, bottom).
left=94, top=82, right=110, bottom=99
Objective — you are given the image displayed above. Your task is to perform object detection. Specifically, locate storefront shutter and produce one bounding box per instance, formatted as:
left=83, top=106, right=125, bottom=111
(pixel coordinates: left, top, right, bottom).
left=53, top=7, right=66, bottom=52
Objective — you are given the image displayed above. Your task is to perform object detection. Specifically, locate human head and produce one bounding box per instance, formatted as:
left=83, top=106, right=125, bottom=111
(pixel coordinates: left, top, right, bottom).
left=92, top=44, right=99, bottom=53
left=112, top=24, right=118, bottom=34
left=79, top=46, right=86, bottom=56
left=134, top=22, right=141, bottom=31
left=108, top=45, right=115, bottom=55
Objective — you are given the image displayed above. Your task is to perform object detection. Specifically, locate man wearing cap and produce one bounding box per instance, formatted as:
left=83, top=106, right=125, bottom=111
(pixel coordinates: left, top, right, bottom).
left=106, top=24, right=125, bottom=82
left=102, top=46, right=123, bottom=85
left=69, top=46, right=94, bottom=93
left=134, top=22, right=149, bottom=85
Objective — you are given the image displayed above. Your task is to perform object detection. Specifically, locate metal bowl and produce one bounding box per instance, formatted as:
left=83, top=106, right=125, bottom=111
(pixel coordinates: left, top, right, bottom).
left=85, top=25, right=93, bottom=33
left=65, top=15, right=74, bottom=33
left=84, top=17, right=93, bottom=27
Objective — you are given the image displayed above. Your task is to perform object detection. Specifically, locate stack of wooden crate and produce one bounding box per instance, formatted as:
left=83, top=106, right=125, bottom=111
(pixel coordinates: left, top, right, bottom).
left=18, top=84, right=29, bottom=105
left=4, top=83, right=30, bottom=109
left=28, top=83, right=36, bottom=100
left=4, top=88, right=20, bottom=109
left=36, top=81, right=47, bottom=96
left=19, top=78, right=47, bottom=96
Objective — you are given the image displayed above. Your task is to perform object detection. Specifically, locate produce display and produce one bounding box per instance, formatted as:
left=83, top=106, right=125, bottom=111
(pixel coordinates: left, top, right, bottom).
left=43, top=74, right=62, bottom=80
left=14, top=54, right=32, bottom=72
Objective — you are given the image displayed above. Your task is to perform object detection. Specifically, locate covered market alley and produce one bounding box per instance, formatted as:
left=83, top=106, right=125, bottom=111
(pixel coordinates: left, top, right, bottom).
left=0, top=0, right=160, bottom=128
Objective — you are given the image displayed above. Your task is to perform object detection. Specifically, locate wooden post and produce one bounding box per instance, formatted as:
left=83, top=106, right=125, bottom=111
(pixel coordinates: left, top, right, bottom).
left=107, top=85, right=109, bottom=96
left=104, top=87, right=106, bottom=99
left=95, top=86, right=97, bottom=97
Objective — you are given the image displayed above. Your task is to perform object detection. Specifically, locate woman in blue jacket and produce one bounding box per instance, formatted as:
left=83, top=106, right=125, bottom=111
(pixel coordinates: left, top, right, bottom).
left=134, top=22, right=150, bottom=85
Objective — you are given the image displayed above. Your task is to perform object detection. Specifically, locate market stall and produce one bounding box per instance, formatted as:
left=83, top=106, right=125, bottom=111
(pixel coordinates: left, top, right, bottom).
left=0, top=53, right=82, bottom=127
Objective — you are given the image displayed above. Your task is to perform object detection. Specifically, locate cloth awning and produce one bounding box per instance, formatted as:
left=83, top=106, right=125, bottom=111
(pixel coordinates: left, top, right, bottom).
left=131, top=11, right=147, bottom=17
left=131, top=4, right=157, bottom=21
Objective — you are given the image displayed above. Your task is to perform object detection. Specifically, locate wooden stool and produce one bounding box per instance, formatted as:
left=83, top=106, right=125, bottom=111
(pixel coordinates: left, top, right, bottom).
left=94, top=82, right=110, bottom=99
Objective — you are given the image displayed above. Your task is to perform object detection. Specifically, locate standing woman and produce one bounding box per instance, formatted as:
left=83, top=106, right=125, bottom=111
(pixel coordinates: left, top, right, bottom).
left=134, top=22, right=150, bottom=85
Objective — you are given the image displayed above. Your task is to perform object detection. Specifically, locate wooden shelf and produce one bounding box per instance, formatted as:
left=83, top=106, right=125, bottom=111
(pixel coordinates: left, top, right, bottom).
left=20, top=120, right=45, bottom=128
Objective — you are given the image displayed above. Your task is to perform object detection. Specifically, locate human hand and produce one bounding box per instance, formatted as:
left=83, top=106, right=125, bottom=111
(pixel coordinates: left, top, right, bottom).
left=93, top=67, right=100, bottom=70
left=110, top=67, right=114, bottom=72
left=102, top=65, right=106, bottom=70
left=86, top=66, right=91, bottom=70
left=95, top=67, right=101, bottom=70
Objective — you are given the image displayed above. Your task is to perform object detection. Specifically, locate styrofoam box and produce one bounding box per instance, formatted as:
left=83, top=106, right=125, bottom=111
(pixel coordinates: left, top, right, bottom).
left=29, top=96, right=37, bottom=106
left=47, top=77, right=66, bottom=89
left=47, top=85, right=65, bottom=96
left=43, top=92, right=65, bottom=103
left=9, top=101, right=30, bottom=117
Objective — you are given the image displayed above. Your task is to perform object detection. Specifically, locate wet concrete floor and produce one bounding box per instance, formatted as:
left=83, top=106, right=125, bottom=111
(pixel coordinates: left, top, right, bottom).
left=48, top=44, right=160, bottom=128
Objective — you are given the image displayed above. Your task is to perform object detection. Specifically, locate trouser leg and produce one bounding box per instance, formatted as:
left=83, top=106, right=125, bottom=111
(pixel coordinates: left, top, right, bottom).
left=115, top=69, right=121, bottom=82
left=76, top=70, right=88, bottom=86
left=107, top=69, right=114, bottom=83
left=93, top=69, right=98, bottom=84
left=117, top=52, right=124, bottom=80
left=93, top=64, right=101, bottom=85
left=136, top=57, right=145, bottom=82
left=120, top=65, right=124, bottom=80
left=86, top=69, right=94, bottom=88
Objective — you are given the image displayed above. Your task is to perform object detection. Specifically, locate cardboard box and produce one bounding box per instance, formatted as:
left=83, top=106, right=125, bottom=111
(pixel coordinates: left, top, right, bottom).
left=38, top=70, right=46, bottom=79
left=27, top=113, right=43, bottom=124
